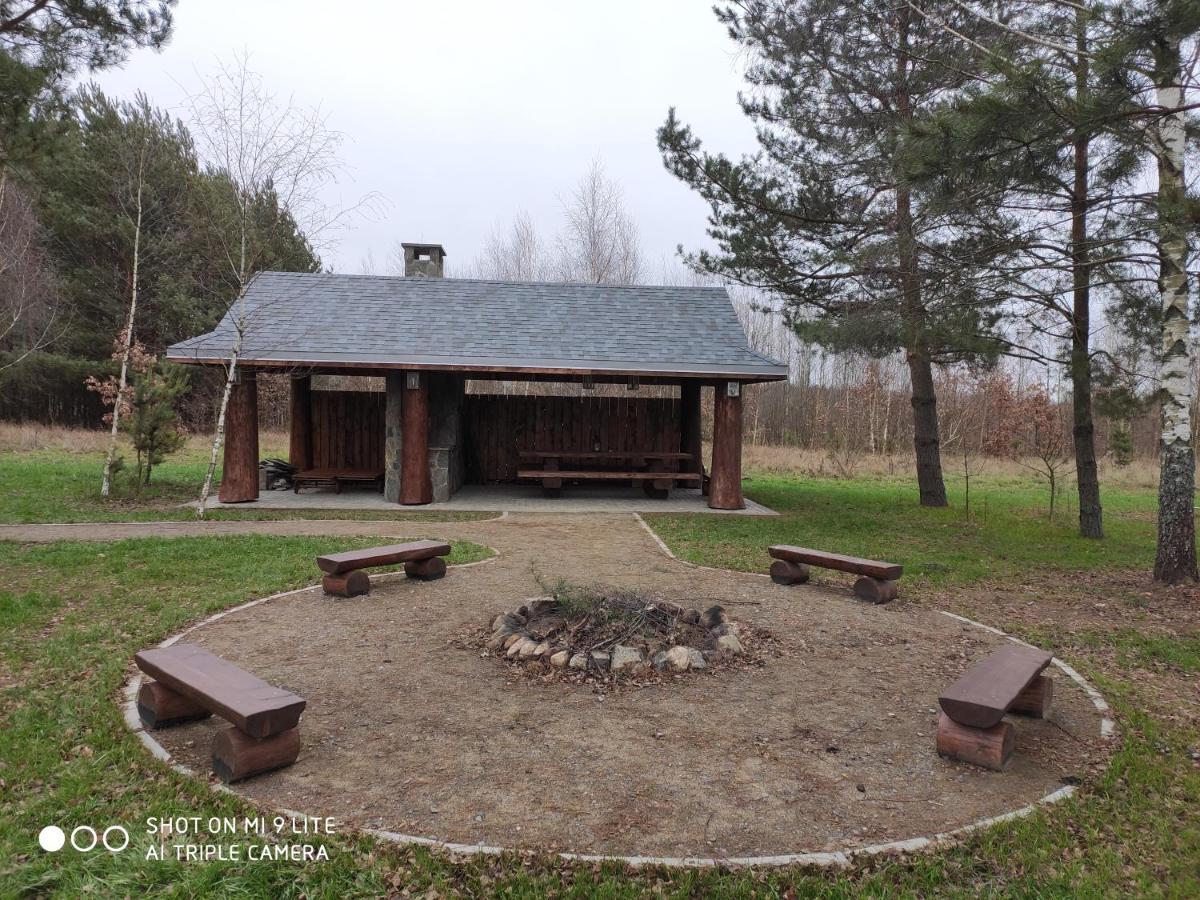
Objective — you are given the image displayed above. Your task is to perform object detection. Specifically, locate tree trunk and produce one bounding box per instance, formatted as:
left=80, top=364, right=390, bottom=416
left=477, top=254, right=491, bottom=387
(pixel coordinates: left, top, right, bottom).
left=101, top=166, right=144, bottom=498
left=907, top=351, right=948, bottom=506
left=1070, top=12, right=1103, bottom=539
left=895, top=3, right=946, bottom=507
left=1153, top=37, right=1198, bottom=584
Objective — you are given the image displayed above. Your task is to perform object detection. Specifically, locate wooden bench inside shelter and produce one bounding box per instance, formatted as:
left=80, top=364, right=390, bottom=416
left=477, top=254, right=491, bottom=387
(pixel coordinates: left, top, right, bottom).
left=134, top=644, right=306, bottom=782
left=292, top=467, right=384, bottom=494
left=768, top=544, right=903, bottom=603
left=517, top=450, right=701, bottom=498
left=936, top=643, right=1054, bottom=771
left=316, top=539, right=452, bottom=597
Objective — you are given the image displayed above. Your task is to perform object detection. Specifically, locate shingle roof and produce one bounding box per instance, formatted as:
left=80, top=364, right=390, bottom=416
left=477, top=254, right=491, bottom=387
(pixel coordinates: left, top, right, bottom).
left=166, top=271, right=787, bottom=381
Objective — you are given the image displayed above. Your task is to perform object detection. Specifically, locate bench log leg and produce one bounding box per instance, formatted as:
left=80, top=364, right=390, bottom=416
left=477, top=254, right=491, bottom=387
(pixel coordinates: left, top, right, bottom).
left=405, top=556, right=447, bottom=580
left=1010, top=674, right=1053, bottom=718
left=212, top=726, right=301, bottom=783
left=322, top=570, right=370, bottom=597
left=137, top=679, right=212, bottom=729
left=936, top=712, right=1014, bottom=771
left=769, top=560, right=810, bottom=585
left=853, top=576, right=898, bottom=604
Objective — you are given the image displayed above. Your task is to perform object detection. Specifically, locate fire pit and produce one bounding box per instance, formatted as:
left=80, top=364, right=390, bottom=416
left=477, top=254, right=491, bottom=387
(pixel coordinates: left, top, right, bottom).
left=480, top=582, right=772, bottom=680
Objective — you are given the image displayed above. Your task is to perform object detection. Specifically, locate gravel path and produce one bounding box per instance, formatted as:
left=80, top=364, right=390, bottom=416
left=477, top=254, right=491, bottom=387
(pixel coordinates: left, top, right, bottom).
left=133, top=512, right=1105, bottom=859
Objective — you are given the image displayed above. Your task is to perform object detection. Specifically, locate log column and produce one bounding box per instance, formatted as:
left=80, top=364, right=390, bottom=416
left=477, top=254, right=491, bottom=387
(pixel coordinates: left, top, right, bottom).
left=709, top=381, right=744, bottom=510
left=679, top=381, right=702, bottom=478
left=288, top=375, right=312, bottom=471
left=400, top=371, right=432, bottom=505
left=219, top=368, right=259, bottom=503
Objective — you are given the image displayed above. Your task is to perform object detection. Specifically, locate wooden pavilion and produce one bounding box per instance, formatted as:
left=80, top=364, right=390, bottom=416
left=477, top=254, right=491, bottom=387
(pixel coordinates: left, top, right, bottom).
left=166, top=243, right=787, bottom=510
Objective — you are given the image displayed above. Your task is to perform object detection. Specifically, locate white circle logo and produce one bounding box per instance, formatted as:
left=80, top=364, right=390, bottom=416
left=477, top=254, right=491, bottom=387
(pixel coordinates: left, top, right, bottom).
left=38, top=826, right=65, bottom=852
left=70, top=826, right=98, bottom=852
left=102, top=826, right=130, bottom=853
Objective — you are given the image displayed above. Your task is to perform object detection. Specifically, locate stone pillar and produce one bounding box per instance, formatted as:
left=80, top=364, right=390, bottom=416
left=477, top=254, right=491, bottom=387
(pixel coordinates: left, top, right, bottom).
left=219, top=368, right=259, bottom=503
left=400, top=371, right=432, bottom=505
left=427, top=374, right=465, bottom=502
left=679, top=381, right=702, bottom=478
left=709, top=381, right=744, bottom=510
left=288, top=375, right=312, bottom=471
left=384, top=373, right=403, bottom=503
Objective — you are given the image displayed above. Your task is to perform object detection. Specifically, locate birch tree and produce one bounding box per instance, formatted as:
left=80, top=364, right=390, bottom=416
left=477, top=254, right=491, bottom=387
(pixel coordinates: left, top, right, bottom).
left=1148, top=15, right=1198, bottom=582
left=186, top=52, right=364, bottom=517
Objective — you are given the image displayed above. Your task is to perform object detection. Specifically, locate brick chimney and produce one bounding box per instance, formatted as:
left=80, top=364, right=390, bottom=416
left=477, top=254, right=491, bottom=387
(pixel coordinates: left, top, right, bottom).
left=401, top=242, right=446, bottom=277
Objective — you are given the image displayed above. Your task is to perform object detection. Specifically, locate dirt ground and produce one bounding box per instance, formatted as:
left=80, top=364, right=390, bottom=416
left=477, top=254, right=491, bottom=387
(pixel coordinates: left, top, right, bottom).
left=147, top=513, right=1106, bottom=859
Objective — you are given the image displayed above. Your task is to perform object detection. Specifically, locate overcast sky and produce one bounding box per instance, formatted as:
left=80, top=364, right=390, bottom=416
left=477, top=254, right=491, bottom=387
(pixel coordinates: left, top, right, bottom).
left=91, top=0, right=758, bottom=278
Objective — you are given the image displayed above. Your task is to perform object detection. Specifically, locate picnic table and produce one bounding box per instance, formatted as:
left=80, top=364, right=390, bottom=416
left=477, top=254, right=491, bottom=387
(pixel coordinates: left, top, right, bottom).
left=516, top=450, right=701, bottom=498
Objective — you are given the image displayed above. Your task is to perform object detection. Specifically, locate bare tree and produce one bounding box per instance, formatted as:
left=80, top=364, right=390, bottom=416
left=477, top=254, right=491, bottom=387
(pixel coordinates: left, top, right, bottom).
left=0, top=171, right=59, bottom=370
left=186, top=52, right=368, bottom=517
left=473, top=212, right=545, bottom=281
left=554, top=159, right=643, bottom=284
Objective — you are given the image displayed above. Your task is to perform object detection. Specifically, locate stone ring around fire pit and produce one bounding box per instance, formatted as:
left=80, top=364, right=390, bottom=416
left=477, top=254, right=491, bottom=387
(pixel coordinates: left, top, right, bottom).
left=482, top=592, right=757, bottom=678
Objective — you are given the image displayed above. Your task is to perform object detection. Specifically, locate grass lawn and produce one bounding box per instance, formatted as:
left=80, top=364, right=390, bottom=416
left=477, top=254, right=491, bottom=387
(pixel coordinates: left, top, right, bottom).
left=1, top=444, right=1197, bottom=896
left=646, top=471, right=1160, bottom=586
left=0, top=448, right=491, bottom=524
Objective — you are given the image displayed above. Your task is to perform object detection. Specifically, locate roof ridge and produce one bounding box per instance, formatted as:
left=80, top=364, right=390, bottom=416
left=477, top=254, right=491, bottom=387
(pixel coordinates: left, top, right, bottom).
left=256, top=270, right=730, bottom=292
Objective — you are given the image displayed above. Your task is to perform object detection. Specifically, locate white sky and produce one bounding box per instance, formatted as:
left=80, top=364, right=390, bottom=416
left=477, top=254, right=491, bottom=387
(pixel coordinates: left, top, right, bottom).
left=91, top=0, right=758, bottom=276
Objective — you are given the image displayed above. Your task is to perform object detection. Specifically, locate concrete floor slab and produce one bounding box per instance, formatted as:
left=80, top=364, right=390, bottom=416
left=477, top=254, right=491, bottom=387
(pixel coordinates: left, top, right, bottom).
left=200, top=484, right=777, bottom=515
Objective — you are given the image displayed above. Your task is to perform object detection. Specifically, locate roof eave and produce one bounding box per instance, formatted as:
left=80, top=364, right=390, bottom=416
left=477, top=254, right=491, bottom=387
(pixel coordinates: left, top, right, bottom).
left=164, top=349, right=788, bottom=383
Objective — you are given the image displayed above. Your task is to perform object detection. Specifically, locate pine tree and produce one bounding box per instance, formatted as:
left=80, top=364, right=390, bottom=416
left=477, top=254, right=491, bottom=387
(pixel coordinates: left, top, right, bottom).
left=903, top=3, right=1151, bottom=540
left=657, top=1, right=1008, bottom=507
left=122, top=359, right=187, bottom=488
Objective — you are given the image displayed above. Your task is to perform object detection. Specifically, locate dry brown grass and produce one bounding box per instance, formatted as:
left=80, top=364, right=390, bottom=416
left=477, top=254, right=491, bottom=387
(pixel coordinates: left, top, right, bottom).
left=739, top=441, right=1160, bottom=491
left=0, top=422, right=289, bottom=457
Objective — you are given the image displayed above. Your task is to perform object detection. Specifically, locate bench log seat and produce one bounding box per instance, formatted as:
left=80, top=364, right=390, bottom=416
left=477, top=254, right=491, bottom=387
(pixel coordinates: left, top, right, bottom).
left=134, top=644, right=306, bottom=782
left=767, top=545, right=903, bottom=603
left=293, top=467, right=384, bottom=494
left=316, top=539, right=452, bottom=597
left=936, top=643, right=1054, bottom=770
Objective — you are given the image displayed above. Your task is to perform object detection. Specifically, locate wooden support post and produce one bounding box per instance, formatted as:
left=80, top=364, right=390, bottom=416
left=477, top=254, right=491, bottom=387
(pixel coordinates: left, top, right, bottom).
left=211, top=725, right=301, bottom=783
left=853, top=577, right=899, bottom=604
left=322, top=570, right=370, bottom=597
left=137, top=680, right=212, bottom=729
left=680, top=381, right=702, bottom=478
left=709, top=381, right=744, bottom=510
left=1010, top=674, right=1053, bottom=718
left=219, top=369, right=259, bottom=503
left=400, top=371, right=432, bottom=505
left=769, top=560, right=810, bottom=585
left=288, top=375, right=312, bottom=471
left=404, top=557, right=447, bottom=580
left=936, top=712, right=1014, bottom=771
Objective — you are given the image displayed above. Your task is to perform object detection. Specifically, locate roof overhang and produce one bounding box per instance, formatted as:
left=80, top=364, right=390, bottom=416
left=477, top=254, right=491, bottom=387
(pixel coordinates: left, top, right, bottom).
left=165, top=348, right=788, bottom=383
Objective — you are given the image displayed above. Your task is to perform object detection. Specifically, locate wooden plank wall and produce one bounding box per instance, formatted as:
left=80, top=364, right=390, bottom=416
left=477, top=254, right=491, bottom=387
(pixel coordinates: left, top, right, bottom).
left=463, top=394, right=681, bottom=482
left=310, top=390, right=385, bottom=470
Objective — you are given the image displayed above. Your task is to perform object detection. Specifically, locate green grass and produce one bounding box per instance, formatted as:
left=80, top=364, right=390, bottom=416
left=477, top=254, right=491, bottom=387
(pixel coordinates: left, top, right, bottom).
left=1, top=454, right=1197, bottom=895
left=646, top=473, right=1160, bottom=586
left=0, top=449, right=491, bottom=523
left=1, top=529, right=1197, bottom=896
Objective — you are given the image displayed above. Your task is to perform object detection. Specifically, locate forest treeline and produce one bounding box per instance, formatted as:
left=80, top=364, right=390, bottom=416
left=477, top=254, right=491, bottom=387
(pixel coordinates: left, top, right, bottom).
left=0, top=2, right=320, bottom=428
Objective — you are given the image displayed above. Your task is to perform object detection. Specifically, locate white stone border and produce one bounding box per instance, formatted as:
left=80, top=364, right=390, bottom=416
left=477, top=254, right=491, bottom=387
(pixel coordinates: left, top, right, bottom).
left=121, top=531, right=1114, bottom=870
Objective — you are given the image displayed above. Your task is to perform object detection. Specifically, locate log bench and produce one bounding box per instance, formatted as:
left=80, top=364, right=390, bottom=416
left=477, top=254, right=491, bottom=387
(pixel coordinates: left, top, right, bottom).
left=936, top=643, right=1054, bottom=771
left=316, top=538, right=452, bottom=597
left=134, top=644, right=306, bottom=783
left=767, top=545, right=903, bottom=603
left=292, top=467, right=384, bottom=494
